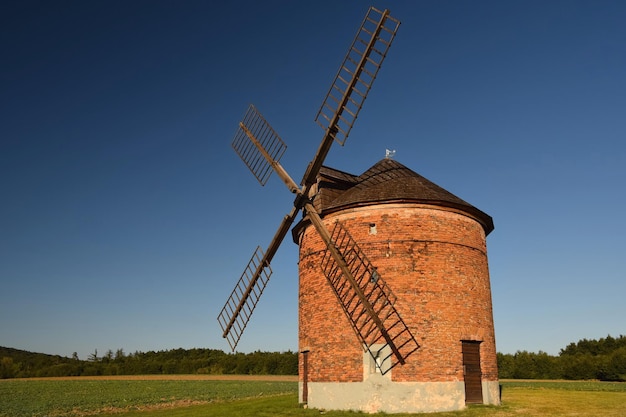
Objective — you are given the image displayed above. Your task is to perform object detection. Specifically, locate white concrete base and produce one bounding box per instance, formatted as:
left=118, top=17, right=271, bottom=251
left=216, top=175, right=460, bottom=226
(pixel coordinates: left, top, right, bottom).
left=299, top=378, right=501, bottom=414
left=482, top=380, right=502, bottom=406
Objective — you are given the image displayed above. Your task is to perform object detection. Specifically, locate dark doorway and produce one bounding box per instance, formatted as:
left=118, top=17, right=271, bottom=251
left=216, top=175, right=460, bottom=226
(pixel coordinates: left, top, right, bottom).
left=301, top=349, right=310, bottom=404
left=462, top=341, right=483, bottom=404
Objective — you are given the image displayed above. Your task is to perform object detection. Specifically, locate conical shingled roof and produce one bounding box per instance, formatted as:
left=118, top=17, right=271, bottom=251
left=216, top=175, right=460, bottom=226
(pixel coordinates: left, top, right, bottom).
left=314, top=158, right=494, bottom=235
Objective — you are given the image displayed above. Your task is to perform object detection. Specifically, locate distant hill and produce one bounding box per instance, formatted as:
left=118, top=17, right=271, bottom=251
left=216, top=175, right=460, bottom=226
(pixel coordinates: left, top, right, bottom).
left=0, top=346, right=298, bottom=379
left=0, top=346, right=79, bottom=378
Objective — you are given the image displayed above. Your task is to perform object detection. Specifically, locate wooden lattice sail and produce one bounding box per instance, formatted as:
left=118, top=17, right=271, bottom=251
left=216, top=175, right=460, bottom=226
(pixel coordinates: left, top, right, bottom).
left=217, top=6, right=418, bottom=369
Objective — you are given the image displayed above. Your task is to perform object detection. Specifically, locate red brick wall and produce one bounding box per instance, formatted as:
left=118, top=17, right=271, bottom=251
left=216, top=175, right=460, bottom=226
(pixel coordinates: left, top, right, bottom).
left=297, top=203, right=498, bottom=383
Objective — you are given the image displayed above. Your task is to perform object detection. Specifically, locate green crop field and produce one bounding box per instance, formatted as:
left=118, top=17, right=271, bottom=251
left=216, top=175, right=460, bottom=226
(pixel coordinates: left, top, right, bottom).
left=0, top=376, right=296, bottom=417
left=1, top=377, right=625, bottom=417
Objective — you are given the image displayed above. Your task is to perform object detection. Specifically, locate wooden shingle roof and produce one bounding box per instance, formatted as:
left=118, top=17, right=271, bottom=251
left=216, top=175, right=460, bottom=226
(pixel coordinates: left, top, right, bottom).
left=313, top=158, right=494, bottom=235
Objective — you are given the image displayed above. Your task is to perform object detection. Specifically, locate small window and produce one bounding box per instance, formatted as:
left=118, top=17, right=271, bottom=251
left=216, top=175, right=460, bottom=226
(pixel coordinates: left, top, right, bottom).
left=369, top=223, right=377, bottom=235
left=374, top=353, right=383, bottom=373
left=364, top=344, right=391, bottom=376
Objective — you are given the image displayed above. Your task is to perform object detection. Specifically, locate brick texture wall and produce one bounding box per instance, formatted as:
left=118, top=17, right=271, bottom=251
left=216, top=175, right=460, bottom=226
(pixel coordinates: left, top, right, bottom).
left=297, top=203, right=498, bottom=383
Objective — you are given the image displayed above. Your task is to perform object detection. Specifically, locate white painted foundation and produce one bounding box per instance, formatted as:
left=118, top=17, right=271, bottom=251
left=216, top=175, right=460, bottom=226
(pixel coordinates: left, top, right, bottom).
left=482, top=380, right=502, bottom=406
left=299, top=379, right=501, bottom=414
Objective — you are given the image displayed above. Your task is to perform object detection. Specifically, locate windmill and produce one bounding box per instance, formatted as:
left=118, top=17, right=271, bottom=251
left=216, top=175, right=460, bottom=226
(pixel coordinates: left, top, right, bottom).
left=217, top=6, right=419, bottom=373
left=217, top=8, right=502, bottom=412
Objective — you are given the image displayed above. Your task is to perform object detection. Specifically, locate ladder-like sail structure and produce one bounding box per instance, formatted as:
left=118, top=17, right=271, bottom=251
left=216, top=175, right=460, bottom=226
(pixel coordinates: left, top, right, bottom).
left=218, top=7, right=420, bottom=368
left=217, top=246, right=271, bottom=351
left=302, top=7, right=400, bottom=190
left=315, top=7, right=400, bottom=146
left=321, top=221, right=420, bottom=373
left=232, top=104, right=287, bottom=186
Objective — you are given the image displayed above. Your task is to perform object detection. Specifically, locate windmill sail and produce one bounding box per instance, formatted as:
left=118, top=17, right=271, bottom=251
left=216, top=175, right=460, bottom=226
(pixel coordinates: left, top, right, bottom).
left=218, top=206, right=299, bottom=351
left=315, top=7, right=400, bottom=146
left=232, top=104, right=287, bottom=187
left=320, top=221, right=420, bottom=373
left=219, top=106, right=301, bottom=351
left=217, top=246, right=272, bottom=351
left=218, top=8, right=419, bottom=366
left=303, top=6, right=400, bottom=189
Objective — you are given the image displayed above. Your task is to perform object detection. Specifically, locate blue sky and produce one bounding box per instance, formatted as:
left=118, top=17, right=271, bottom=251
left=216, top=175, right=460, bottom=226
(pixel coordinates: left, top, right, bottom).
left=1, top=0, right=624, bottom=360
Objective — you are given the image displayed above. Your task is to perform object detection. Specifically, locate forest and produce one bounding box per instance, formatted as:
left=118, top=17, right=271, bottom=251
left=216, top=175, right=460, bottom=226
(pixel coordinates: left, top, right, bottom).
left=497, top=334, right=626, bottom=381
left=0, top=347, right=298, bottom=379
left=1, top=334, right=625, bottom=380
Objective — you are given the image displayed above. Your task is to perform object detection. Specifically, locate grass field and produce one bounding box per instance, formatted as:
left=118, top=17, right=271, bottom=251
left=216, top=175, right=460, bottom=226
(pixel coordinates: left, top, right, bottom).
left=0, top=375, right=297, bottom=417
left=1, top=377, right=625, bottom=417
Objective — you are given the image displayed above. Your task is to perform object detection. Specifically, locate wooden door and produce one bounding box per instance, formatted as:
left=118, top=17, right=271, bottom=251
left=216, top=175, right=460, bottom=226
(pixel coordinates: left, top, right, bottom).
left=462, top=341, right=483, bottom=404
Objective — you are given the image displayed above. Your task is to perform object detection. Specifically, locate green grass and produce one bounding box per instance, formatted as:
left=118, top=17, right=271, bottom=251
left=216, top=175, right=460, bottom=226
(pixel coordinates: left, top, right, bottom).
left=115, top=383, right=626, bottom=417
left=1, top=379, right=625, bottom=417
left=499, top=379, right=626, bottom=391
left=0, top=379, right=296, bottom=417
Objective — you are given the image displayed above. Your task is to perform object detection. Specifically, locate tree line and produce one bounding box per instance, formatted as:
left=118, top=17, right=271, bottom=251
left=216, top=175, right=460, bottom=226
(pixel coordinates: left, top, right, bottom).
left=2, top=334, right=625, bottom=380
left=0, top=347, right=297, bottom=379
left=498, top=334, right=626, bottom=381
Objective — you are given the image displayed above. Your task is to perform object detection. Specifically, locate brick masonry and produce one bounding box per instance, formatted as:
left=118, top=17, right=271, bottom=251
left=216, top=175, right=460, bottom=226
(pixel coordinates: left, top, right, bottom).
left=297, top=203, right=498, bottom=385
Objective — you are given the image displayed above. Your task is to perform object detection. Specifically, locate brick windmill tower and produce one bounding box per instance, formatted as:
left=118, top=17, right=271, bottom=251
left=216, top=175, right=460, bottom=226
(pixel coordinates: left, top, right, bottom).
left=293, top=157, right=500, bottom=412
left=217, top=6, right=500, bottom=413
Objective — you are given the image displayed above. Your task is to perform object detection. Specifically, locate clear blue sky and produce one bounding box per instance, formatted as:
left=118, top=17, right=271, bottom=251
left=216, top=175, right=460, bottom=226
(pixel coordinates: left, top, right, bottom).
left=1, top=0, right=624, bottom=360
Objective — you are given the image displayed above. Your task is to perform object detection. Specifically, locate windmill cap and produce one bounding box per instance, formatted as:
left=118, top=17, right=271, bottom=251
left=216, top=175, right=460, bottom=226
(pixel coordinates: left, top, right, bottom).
left=296, top=158, right=494, bottom=239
